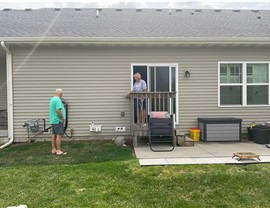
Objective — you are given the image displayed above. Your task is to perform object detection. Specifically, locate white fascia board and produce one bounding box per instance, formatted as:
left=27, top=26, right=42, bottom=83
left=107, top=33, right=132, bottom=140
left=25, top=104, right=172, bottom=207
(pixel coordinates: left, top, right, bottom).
left=1, top=37, right=270, bottom=45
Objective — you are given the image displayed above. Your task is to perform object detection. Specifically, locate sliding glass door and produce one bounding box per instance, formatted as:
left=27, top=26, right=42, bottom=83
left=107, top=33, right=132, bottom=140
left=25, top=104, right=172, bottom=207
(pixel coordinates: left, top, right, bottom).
left=132, top=64, right=178, bottom=123
left=148, top=66, right=176, bottom=114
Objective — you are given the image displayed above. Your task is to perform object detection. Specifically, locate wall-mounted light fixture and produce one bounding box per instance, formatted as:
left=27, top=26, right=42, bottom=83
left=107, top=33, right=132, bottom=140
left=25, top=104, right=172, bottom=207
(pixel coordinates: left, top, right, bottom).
left=184, top=70, right=191, bottom=78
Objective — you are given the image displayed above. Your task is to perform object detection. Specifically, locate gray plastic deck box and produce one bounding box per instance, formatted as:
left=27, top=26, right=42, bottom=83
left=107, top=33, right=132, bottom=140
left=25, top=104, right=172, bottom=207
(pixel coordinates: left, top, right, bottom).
left=198, top=118, right=242, bottom=142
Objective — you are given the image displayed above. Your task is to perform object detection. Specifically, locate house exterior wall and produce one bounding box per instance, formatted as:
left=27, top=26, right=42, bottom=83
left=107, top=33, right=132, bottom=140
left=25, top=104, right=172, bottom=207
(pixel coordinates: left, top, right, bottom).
left=0, top=55, right=7, bottom=111
left=11, top=45, right=270, bottom=142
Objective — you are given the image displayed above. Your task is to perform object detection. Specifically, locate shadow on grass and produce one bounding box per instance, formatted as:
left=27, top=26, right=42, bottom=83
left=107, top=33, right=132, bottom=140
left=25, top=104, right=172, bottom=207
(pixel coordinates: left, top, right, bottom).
left=0, top=140, right=135, bottom=168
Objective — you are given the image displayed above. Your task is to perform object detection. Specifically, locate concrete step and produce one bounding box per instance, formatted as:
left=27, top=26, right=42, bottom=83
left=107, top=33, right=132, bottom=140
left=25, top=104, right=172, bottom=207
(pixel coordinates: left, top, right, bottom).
left=176, top=134, right=194, bottom=147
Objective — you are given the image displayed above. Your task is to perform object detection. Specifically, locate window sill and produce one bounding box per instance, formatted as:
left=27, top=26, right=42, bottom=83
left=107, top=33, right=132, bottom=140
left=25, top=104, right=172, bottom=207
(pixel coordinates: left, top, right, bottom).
left=219, top=105, right=270, bottom=108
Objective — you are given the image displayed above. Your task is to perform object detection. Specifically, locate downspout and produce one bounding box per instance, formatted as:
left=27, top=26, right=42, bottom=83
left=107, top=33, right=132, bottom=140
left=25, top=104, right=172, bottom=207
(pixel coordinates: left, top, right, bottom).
left=0, top=41, right=13, bottom=149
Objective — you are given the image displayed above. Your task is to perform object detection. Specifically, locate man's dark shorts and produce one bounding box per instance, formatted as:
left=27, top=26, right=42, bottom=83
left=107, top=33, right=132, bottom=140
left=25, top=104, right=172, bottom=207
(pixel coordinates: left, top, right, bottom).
left=52, top=122, right=64, bottom=135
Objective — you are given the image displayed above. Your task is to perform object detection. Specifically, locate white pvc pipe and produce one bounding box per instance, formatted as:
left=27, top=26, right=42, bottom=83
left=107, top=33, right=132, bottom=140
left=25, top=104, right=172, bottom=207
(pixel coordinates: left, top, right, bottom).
left=0, top=41, right=13, bottom=149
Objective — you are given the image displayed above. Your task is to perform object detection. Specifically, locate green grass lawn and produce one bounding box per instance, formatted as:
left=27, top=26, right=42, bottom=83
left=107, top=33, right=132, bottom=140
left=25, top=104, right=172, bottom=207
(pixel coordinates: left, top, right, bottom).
left=0, top=141, right=270, bottom=208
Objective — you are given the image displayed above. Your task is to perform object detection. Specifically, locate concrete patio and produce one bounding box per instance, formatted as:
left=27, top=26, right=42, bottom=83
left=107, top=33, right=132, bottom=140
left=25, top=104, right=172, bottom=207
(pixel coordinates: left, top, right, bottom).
left=134, top=138, right=270, bottom=166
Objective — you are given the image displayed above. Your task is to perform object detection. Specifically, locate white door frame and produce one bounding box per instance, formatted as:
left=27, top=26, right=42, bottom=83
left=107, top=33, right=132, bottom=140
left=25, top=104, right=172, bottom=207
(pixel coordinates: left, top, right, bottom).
left=131, top=63, right=179, bottom=124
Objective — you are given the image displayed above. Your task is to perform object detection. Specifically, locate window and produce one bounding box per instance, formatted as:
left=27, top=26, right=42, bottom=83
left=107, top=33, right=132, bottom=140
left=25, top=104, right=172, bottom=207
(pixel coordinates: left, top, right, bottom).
left=219, top=62, right=270, bottom=106
left=220, top=63, right=243, bottom=105
left=247, top=63, right=269, bottom=105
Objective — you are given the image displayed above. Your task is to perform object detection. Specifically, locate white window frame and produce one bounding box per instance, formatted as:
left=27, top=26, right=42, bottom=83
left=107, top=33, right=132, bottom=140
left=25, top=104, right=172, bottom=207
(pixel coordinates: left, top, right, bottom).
left=131, top=63, right=179, bottom=124
left=218, top=61, right=270, bottom=107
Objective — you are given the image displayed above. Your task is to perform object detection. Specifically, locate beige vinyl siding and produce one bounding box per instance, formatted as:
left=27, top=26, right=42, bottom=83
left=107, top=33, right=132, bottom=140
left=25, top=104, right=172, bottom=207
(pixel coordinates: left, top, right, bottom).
left=0, top=55, right=7, bottom=110
left=12, top=45, right=270, bottom=141
left=12, top=46, right=132, bottom=142
left=178, top=46, right=270, bottom=134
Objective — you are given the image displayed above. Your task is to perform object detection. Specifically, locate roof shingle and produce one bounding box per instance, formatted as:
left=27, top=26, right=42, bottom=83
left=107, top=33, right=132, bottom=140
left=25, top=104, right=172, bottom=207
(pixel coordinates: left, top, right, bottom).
left=0, top=8, right=269, bottom=38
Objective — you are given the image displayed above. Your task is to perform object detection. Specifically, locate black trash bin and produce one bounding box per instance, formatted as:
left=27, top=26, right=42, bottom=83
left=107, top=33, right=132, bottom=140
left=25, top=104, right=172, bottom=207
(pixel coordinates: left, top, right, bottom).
left=247, top=127, right=253, bottom=141
left=252, top=125, right=270, bottom=144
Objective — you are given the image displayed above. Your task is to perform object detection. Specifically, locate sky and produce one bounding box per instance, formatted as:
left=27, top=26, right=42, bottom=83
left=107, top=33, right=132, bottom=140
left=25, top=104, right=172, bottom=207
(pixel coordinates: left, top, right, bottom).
left=0, top=0, right=270, bottom=10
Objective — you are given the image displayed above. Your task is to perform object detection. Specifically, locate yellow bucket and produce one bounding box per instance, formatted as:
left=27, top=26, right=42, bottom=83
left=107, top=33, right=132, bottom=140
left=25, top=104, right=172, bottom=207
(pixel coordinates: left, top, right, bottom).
left=190, top=128, right=200, bottom=142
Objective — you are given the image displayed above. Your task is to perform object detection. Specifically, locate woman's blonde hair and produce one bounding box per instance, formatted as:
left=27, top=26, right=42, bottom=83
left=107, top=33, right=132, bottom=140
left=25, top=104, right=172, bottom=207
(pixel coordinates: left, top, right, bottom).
left=133, top=72, right=141, bottom=79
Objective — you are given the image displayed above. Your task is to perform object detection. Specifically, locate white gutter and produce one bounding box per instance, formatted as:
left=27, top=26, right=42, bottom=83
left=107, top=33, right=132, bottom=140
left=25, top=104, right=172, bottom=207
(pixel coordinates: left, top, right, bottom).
left=0, top=41, right=13, bottom=149
left=2, top=37, right=270, bottom=45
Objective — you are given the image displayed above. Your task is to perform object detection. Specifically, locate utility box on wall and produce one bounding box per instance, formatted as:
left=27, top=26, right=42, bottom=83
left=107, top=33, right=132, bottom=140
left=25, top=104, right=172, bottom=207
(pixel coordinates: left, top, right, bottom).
left=198, top=117, right=242, bottom=142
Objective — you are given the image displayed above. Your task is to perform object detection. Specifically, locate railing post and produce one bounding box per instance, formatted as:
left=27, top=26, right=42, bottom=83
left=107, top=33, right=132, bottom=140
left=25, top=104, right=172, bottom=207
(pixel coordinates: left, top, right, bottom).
left=158, top=93, right=161, bottom=111
left=128, top=93, right=133, bottom=138
left=167, top=93, right=170, bottom=114
left=145, top=93, right=148, bottom=124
